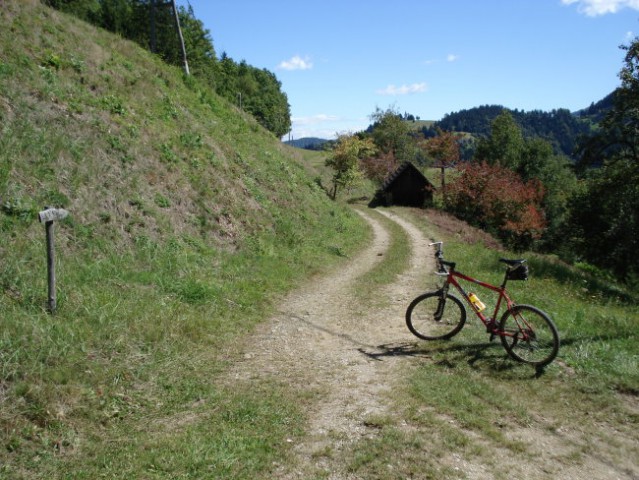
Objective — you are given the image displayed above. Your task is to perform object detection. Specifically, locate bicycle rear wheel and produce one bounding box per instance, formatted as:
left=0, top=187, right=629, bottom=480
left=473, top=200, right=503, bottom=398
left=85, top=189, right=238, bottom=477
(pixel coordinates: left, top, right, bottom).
left=406, top=291, right=466, bottom=340
left=499, top=305, right=559, bottom=367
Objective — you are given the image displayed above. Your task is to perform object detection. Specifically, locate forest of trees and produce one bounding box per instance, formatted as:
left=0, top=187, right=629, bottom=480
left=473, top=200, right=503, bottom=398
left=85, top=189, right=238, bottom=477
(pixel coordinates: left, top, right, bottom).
left=43, top=0, right=292, bottom=138
left=421, top=103, right=602, bottom=159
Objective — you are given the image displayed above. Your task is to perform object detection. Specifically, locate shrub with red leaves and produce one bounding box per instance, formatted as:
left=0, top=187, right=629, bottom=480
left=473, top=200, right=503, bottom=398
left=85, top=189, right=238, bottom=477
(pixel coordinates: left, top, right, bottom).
left=445, top=162, right=546, bottom=249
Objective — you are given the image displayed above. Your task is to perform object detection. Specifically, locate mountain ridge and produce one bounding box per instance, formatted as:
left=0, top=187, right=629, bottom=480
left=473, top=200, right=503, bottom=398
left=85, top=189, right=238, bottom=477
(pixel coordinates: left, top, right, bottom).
left=286, top=95, right=614, bottom=157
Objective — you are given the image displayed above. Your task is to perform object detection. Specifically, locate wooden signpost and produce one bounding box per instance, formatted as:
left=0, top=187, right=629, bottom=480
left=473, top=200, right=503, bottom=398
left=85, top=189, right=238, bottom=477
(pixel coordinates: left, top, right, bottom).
left=38, top=207, right=69, bottom=314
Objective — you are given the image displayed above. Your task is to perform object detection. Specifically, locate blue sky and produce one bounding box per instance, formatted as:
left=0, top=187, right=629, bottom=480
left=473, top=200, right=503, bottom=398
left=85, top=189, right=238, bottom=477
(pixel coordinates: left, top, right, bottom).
left=177, top=0, right=639, bottom=140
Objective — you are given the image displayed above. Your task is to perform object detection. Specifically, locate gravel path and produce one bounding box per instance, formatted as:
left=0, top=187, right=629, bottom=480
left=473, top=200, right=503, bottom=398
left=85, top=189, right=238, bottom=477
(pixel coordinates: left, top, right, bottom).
left=227, top=207, right=432, bottom=478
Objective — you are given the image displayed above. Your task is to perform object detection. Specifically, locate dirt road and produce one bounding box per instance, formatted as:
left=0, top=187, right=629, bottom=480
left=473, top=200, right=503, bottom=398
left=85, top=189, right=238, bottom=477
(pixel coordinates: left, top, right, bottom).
left=228, top=207, right=432, bottom=478
left=226, top=207, right=638, bottom=480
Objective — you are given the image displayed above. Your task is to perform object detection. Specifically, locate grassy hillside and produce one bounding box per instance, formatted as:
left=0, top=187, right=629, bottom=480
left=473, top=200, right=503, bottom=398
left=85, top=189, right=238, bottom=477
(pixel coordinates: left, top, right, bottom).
left=0, top=2, right=367, bottom=477
left=3, top=3, right=637, bottom=479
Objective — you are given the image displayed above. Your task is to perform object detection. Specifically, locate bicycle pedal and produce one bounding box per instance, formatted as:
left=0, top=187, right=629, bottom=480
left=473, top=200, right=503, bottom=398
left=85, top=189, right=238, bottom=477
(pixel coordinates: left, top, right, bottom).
left=486, top=322, right=498, bottom=341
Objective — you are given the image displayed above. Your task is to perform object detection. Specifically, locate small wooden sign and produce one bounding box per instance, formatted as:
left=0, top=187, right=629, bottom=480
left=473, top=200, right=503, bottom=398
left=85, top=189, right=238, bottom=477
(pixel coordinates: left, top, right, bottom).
left=38, top=207, right=69, bottom=314
left=38, top=207, right=69, bottom=223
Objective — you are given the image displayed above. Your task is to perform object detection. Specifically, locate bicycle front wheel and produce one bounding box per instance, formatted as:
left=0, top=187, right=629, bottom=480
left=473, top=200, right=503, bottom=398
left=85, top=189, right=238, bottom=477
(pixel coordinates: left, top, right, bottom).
left=406, top=291, right=466, bottom=340
left=499, top=305, right=559, bottom=367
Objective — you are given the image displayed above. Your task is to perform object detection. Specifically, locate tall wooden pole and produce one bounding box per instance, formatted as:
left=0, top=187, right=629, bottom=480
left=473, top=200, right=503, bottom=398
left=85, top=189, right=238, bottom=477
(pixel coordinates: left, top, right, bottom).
left=170, top=0, right=190, bottom=76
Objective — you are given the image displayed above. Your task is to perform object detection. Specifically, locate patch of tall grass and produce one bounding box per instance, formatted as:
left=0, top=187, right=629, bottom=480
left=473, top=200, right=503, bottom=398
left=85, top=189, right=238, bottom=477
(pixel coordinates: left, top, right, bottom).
left=1, top=204, right=367, bottom=478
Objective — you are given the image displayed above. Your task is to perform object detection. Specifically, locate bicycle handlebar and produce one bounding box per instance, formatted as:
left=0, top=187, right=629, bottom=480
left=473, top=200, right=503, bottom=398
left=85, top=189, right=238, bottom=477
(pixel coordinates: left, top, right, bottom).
left=429, top=241, right=443, bottom=253
left=430, top=241, right=455, bottom=273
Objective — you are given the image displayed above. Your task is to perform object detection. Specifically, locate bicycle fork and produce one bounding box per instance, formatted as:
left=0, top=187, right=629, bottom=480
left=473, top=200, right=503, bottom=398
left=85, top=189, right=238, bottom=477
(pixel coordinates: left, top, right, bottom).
left=434, top=285, right=450, bottom=321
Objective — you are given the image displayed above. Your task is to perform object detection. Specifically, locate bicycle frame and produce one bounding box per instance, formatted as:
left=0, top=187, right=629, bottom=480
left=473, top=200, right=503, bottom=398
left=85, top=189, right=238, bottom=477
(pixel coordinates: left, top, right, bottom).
left=440, top=268, right=514, bottom=335
left=406, top=242, right=560, bottom=367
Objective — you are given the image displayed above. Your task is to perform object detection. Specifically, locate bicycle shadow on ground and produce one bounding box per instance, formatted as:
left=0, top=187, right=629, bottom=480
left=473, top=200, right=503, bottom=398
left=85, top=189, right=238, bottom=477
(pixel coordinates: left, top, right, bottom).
left=291, top=313, right=549, bottom=377
left=370, top=339, right=552, bottom=378
left=357, top=342, right=435, bottom=361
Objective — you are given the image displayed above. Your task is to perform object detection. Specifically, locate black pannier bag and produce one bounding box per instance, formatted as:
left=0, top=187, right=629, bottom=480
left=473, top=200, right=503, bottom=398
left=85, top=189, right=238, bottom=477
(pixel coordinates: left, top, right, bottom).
left=507, top=264, right=529, bottom=281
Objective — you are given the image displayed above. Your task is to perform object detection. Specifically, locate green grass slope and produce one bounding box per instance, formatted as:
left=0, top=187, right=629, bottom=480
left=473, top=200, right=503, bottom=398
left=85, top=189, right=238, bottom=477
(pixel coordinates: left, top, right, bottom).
left=0, top=2, right=367, bottom=477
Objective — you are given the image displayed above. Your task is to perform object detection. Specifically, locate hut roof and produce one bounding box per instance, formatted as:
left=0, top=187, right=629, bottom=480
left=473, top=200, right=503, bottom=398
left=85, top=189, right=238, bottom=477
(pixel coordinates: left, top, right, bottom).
left=382, top=162, right=434, bottom=191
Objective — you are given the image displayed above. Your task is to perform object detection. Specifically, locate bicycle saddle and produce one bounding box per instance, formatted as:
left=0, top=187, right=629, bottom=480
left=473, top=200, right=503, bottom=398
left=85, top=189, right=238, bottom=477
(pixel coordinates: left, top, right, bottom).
left=499, top=258, right=526, bottom=266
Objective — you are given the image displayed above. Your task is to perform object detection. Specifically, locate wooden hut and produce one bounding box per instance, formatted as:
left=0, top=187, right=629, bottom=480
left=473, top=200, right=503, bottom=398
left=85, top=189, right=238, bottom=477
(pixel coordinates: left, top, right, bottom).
left=375, top=162, right=435, bottom=207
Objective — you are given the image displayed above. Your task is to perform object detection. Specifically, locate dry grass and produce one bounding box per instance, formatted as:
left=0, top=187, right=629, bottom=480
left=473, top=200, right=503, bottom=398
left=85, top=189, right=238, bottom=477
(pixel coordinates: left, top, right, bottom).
left=401, top=207, right=504, bottom=250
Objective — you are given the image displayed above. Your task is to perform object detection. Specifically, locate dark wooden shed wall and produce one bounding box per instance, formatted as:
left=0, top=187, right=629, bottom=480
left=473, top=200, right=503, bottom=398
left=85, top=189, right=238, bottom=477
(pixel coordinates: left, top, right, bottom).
left=380, top=162, right=434, bottom=207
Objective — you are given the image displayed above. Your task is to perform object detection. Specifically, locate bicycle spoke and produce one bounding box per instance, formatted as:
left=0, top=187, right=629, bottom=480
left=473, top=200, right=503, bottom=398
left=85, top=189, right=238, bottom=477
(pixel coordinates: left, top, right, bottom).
left=406, top=292, right=466, bottom=340
left=500, top=305, right=559, bottom=367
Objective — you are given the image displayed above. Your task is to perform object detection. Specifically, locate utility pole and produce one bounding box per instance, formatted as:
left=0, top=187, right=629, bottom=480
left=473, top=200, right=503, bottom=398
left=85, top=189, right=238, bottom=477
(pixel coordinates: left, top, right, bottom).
left=149, top=0, right=190, bottom=76
left=170, top=0, right=190, bottom=76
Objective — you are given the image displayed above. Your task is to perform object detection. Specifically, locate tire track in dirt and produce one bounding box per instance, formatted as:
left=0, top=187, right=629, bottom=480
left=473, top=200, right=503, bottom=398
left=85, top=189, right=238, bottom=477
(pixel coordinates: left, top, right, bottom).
left=227, top=207, right=433, bottom=479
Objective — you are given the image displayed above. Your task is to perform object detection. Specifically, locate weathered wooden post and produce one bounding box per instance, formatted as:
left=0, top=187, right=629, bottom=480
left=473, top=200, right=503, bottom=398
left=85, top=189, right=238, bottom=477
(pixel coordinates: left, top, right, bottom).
left=38, top=207, right=69, bottom=314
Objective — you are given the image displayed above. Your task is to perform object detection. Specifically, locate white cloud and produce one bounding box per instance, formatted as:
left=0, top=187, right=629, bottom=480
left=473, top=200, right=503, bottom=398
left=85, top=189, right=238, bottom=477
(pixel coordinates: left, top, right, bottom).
left=423, top=54, right=459, bottom=66
left=277, top=55, right=313, bottom=71
left=561, top=0, right=639, bottom=16
left=376, top=82, right=428, bottom=95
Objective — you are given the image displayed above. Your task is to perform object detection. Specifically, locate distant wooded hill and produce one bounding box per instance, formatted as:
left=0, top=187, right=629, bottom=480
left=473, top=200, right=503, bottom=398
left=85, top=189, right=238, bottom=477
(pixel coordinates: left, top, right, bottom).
left=287, top=92, right=615, bottom=160
left=422, top=92, right=614, bottom=159
left=284, top=137, right=330, bottom=150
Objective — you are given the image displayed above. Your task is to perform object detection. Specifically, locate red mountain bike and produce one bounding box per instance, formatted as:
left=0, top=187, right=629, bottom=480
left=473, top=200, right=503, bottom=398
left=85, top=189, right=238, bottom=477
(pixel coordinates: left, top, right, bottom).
left=406, top=242, right=560, bottom=368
